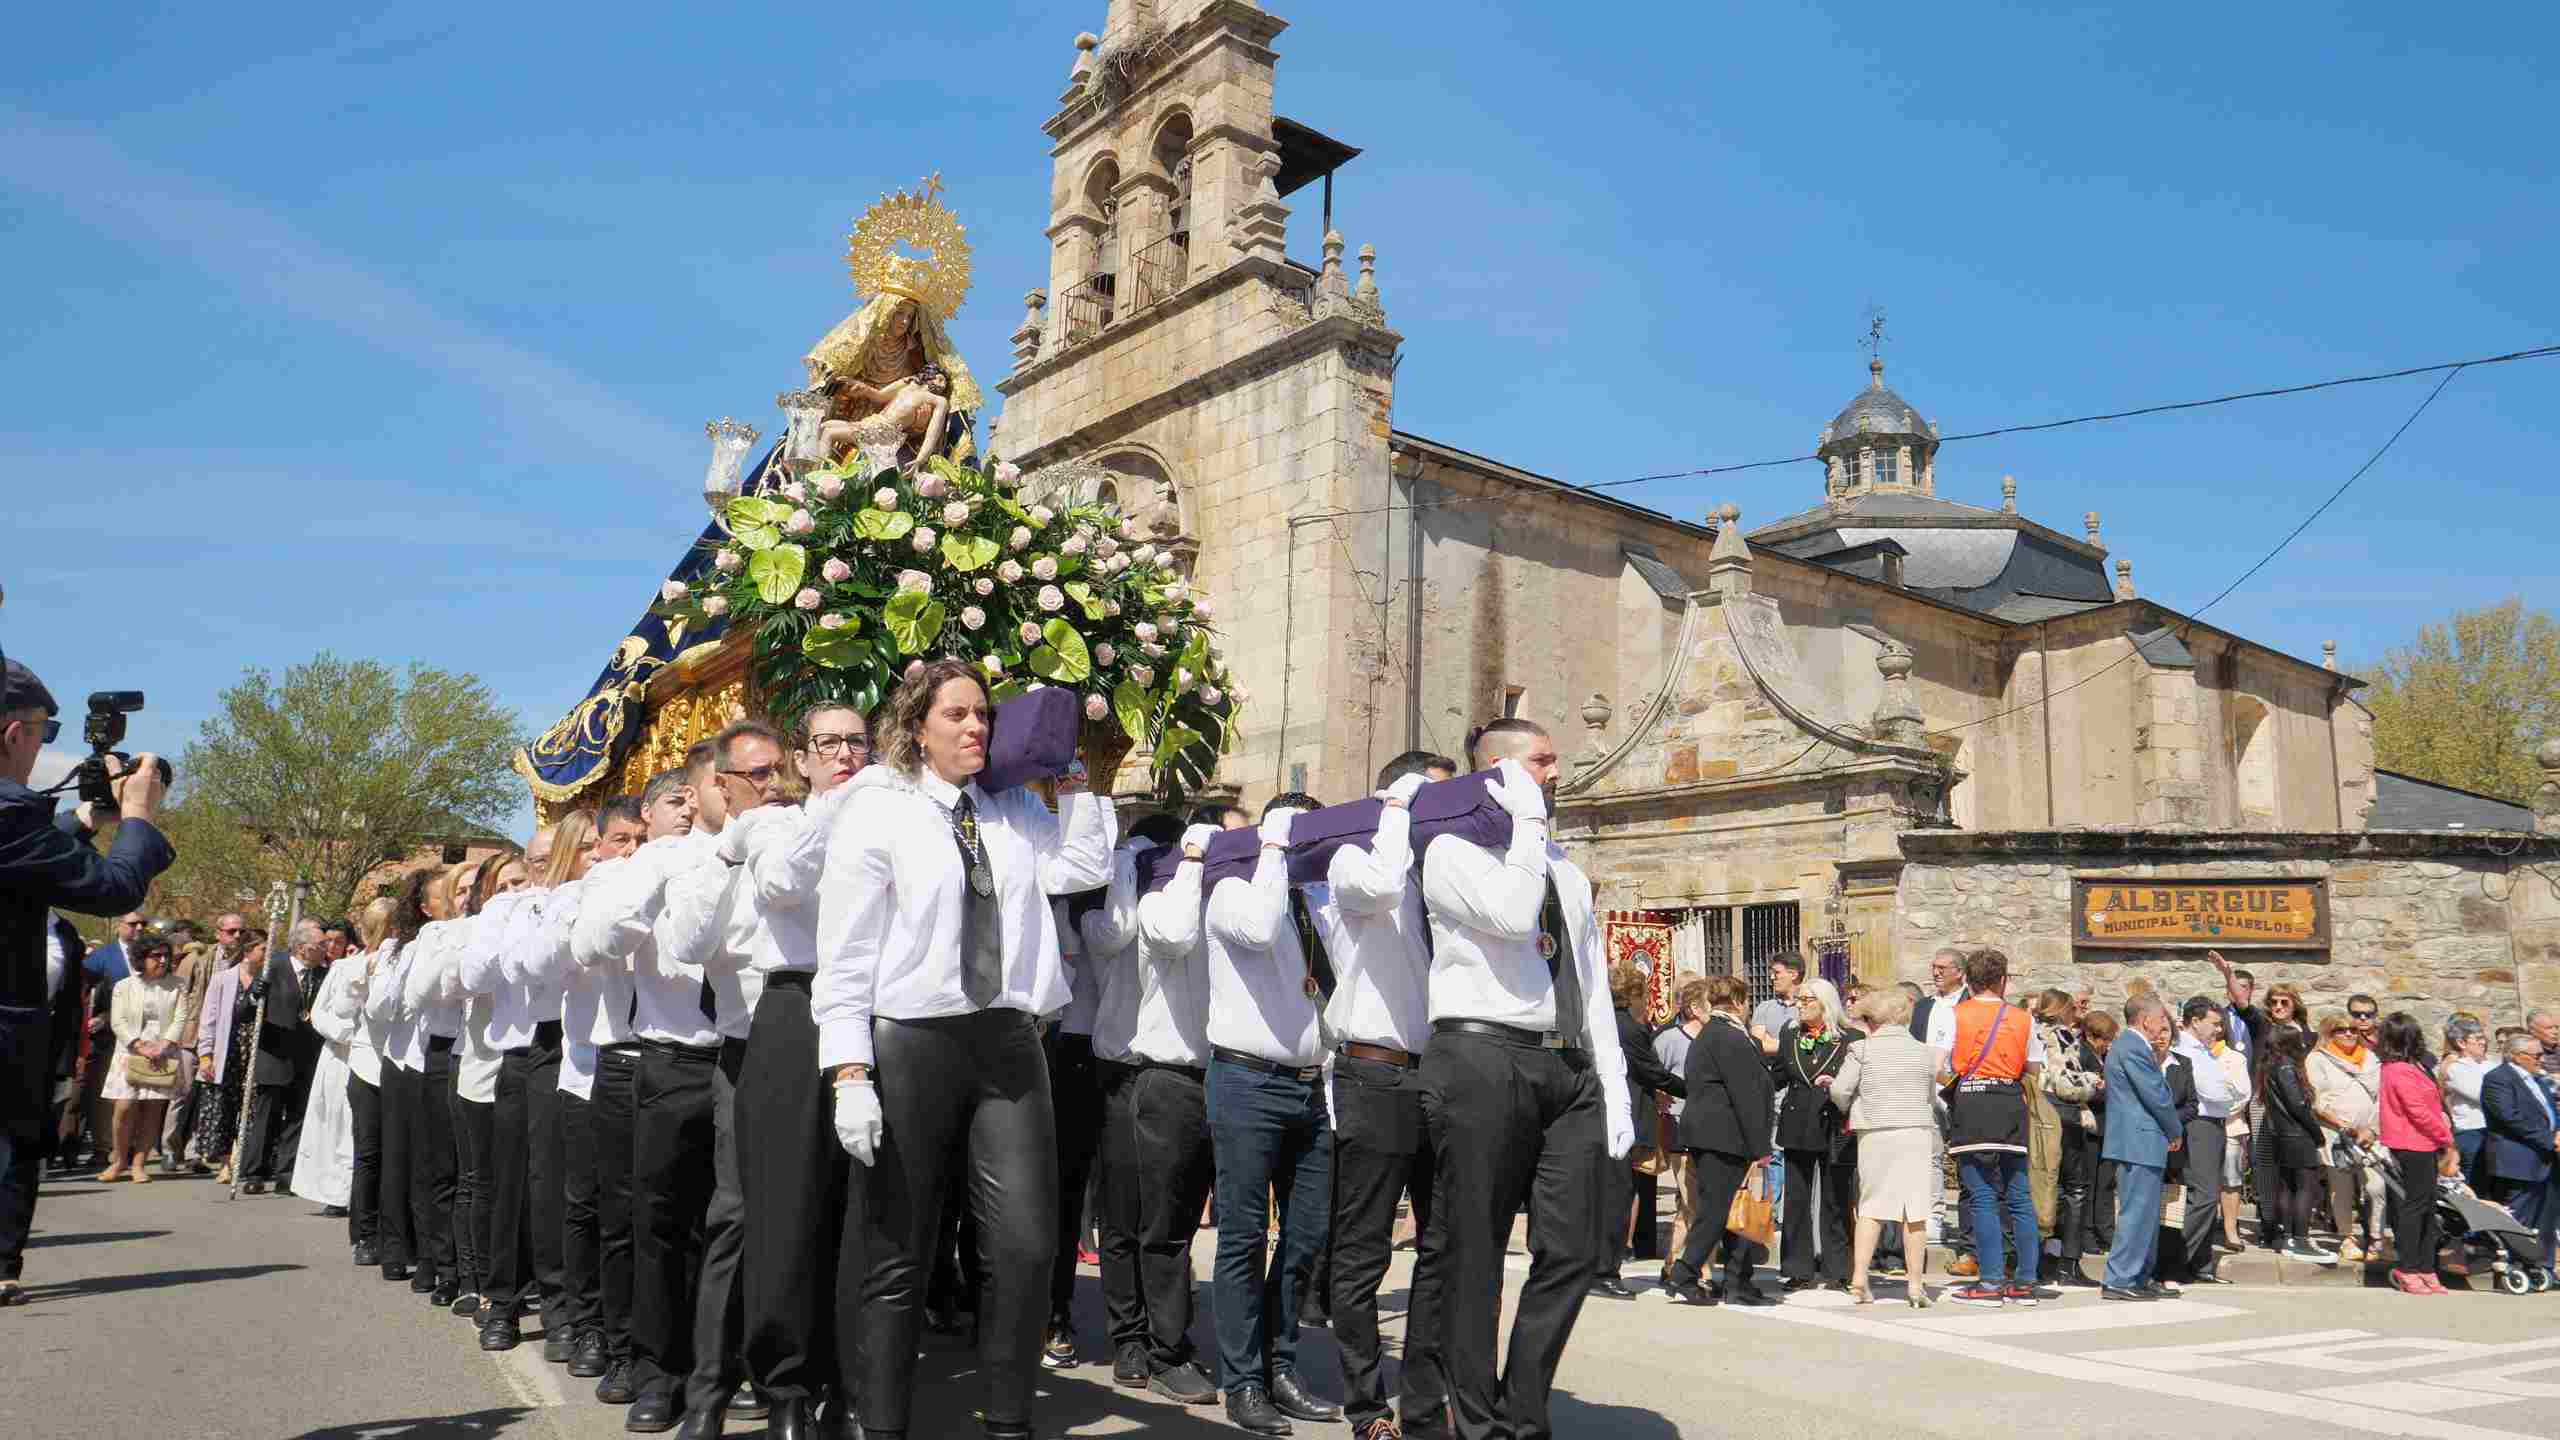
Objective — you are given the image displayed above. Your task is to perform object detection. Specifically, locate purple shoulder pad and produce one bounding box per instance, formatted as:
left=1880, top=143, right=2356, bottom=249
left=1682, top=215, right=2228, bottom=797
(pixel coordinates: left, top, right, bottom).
left=977, top=687, right=1082, bottom=793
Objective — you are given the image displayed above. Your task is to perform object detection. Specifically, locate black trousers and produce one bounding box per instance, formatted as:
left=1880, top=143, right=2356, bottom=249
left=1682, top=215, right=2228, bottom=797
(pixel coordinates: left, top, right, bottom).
left=2392, top=1148, right=2440, bottom=1269
left=2055, top=1122, right=2097, bottom=1262
left=630, top=1041, right=719, bottom=1401
left=485, top=1047, right=540, bottom=1314
left=559, top=1085, right=600, bottom=1335
left=738, top=981, right=850, bottom=1404
left=1671, top=1149, right=1759, bottom=1294
left=239, top=1079, right=297, bottom=1184
left=1093, top=1059, right=1148, bottom=1352
left=348, top=1073, right=383, bottom=1251
left=2175, top=1116, right=2227, bottom=1281
left=1423, top=1029, right=1605, bottom=1440
left=453, top=1088, right=493, bottom=1299
left=1127, top=1062, right=1215, bottom=1370
left=850, top=1010, right=1056, bottom=1435
left=683, top=1038, right=748, bottom=1417
left=1779, top=1147, right=1855, bottom=1285
left=377, top=1062, right=418, bottom=1269
left=1329, top=1053, right=1443, bottom=1431
left=593, top=1044, right=641, bottom=1361
left=518, top=1036, right=565, bottom=1330
left=414, top=1044, right=458, bottom=1282
left=1046, top=1029, right=1103, bottom=1327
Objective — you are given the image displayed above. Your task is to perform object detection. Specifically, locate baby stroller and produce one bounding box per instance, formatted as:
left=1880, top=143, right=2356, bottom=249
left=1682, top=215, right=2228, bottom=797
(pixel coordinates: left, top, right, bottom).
left=2360, top=1139, right=2551, bottom=1294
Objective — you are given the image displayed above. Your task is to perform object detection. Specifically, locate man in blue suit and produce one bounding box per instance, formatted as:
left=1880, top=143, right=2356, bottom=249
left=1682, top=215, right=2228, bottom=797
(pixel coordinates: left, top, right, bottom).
left=2099, top=995, right=2183, bottom=1300
left=2480, top=1032, right=2558, bottom=1267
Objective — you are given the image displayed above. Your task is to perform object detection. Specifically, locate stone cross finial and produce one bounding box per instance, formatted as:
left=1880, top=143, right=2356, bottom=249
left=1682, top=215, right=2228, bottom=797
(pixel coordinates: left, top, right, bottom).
left=1321, top=230, right=1345, bottom=278
left=1252, top=150, right=1282, bottom=201
left=1576, top=692, right=1614, bottom=774
left=2084, top=511, right=2103, bottom=548
left=1069, top=31, right=1099, bottom=85
left=1871, top=641, right=1923, bottom=744
left=2114, top=557, right=2135, bottom=600
left=2000, top=475, right=2017, bottom=514
left=2536, top=737, right=2560, bottom=835
left=2323, top=641, right=2338, bottom=672
left=1354, top=243, right=1380, bottom=306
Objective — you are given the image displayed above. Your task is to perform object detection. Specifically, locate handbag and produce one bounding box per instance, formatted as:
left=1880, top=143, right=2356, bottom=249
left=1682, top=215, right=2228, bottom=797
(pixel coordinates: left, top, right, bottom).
left=1632, top=1108, right=1673, bottom=1176
left=124, top=1050, right=180, bottom=1091
left=1725, top=1165, right=1776, bottom=1248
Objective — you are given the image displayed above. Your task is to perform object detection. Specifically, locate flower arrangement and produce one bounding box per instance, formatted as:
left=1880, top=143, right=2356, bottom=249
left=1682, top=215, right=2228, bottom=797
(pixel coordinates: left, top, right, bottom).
left=656, top=451, right=1237, bottom=795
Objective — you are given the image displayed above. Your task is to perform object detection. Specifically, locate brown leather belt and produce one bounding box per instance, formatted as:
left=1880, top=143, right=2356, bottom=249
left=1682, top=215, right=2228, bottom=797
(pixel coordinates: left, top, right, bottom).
left=1338, top=1041, right=1418, bottom=1069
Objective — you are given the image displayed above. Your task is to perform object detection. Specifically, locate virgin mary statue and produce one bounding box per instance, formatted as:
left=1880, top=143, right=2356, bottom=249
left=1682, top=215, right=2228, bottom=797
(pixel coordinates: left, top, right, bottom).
left=805, top=177, right=983, bottom=466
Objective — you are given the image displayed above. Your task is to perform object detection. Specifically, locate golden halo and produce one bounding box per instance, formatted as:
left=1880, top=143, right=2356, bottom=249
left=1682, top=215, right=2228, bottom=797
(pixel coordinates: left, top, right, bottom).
left=845, top=172, right=972, bottom=322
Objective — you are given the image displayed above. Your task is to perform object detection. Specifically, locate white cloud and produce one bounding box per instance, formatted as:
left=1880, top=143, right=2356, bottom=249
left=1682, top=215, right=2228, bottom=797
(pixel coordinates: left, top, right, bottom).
left=0, top=110, right=693, bottom=476
left=31, top=747, right=80, bottom=792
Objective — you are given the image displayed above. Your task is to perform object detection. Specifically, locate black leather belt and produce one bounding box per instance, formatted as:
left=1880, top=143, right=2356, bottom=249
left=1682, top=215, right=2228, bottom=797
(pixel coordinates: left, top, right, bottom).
left=1339, top=1041, right=1419, bottom=1068
left=764, top=970, right=814, bottom=993
left=1432, top=1018, right=1584, bottom=1054
left=533, top=1020, right=562, bottom=1047
left=1130, top=1058, right=1206, bottom=1081
left=424, top=1034, right=457, bottom=1054
left=1955, top=1078, right=2022, bottom=1093
left=1213, top=1046, right=1322, bottom=1082
left=635, top=1036, right=720, bottom=1063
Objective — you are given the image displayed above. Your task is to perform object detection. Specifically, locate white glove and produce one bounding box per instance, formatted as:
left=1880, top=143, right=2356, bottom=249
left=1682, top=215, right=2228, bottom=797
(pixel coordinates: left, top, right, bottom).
left=1379, top=774, right=1427, bottom=808
left=716, top=805, right=778, bottom=865
left=1491, top=758, right=1548, bottom=823
left=1601, top=1073, right=1636, bottom=1160
left=1259, top=807, right=1300, bottom=849
left=833, top=1078, right=883, bottom=1165
left=1180, top=823, right=1216, bottom=860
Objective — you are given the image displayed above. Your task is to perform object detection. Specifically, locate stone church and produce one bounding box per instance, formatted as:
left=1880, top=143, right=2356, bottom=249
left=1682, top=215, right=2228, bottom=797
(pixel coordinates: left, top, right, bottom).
left=988, top=0, right=2560, bottom=1024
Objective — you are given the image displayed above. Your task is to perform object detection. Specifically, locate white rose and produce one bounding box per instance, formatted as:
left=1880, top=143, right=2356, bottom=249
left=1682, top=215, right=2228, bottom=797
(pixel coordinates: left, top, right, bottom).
left=914, top=472, right=947, bottom=499
left=1118, top=519, right=1138, bottom=541
left=1094, top=642, right=1117, bottom=666
left=793, top=588, right=822, bottom=611
left=981, top=655, right=1005, bottom=677
left=1165, top=580, right=1189, bottom=602
left=1134, top=623, right=1159, bottom=644
left=819, top=612, right=848, bottom=630
left=1062, top=534, right=1090, bottom=555
left=960, top=606, right=986, bottom=631
left=1030, top=505, right=1055, bottom=527
left=779, top=480, right=808, bottom=503
left=911, top=526, right=937, bottom=553
left=785, top=509, right=817, bottom=535
left=1009, top=526, right=1033, bottom=551
left=661, top=580, right=688, bottom=602
left=1199, top=686, right=1223, bottom=705
left=713, top=550, right=742, bottom=573
left=873, top=487, right=899, bottom=510
left=973, top=577, right=994, bottom=596
left=1192, top=597, right=1214, bottom=620
left=1130, top=665, right=1155, bottom=687
left=1085, top=694, right=1109, bottom=721
left=812, top=474, right=845, bottom=501
left=943, top=501, right=971, bottom=527
left=995, top=460, right=1023, bottom=487
left=1032, top=556, right=1059, bottom=581
left=822, top=558, right=852, bottom=583
left=1037, top=585, right=1066, bottom=613
left=701, top=595, right=728, bottom=617
left=895, top=569, right=931, bottom=593
left=997, top=559, right=1025, bottom=584
left=1105, top=599, right=1123, bottom=617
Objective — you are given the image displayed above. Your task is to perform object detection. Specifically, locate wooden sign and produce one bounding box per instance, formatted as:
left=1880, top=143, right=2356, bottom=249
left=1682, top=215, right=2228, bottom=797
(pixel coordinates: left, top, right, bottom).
left=2073, top=878, right=2328, bottom=950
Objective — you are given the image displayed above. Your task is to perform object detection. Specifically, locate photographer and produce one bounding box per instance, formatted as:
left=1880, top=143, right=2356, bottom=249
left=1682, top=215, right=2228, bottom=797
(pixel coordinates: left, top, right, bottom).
left=0, top=660, right=174, bottom=1305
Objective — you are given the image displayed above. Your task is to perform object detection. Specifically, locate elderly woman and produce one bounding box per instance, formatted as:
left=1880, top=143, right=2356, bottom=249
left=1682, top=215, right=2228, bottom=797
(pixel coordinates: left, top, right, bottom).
left=2074, top=1009, right=2122, bottom=1262
left=2030, top=989, right=2097, bottom=1277
left=1833, top=987, right=1938, bottom=1306
left=2309, top=1012, right=2387, bottom=1263
left=2441, top=1014, right=2492, bottom=1187
left=1662, top=976, right=1776, bottom=1306
left=1771, top=977, right=1857, bottom=1291
left=97, top=932, right=188, bottom=1182
left=1596, top=960, right=1685, bottom=1297
left=192, top=930, right=269, bottom=1187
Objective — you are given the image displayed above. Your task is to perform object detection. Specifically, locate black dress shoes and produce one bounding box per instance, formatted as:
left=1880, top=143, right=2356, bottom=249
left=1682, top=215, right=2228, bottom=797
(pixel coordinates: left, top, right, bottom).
left=569, top=1330, right=611, bottom=1379
left=452, top=1290, right=481, bottom=1317
left=1590, top=1275, right=1638, bottom=1299
left=477, top=1314, right=522, bottom=1352
left=1225, top=1384, right=1294, bottom=1437
left=1148, top=1360, right=1219, bottom=1405
left=351, top=1245, right=379, bottom=1268
left=2100, top=1285, right=2155, bottom=1301
left=596, top=1359, right=638, bottom=1406
left=813, top=1390, right=860, bottom=1440
left=730, top=1382, right=769, bottom=1420
left=1662, top=1275, right=1716, bottom=1305
left=1270, top=1372, right=1343, bottom=1422
left=380, top=1261, right=410, bottom=1283
left=759, top=1395, right=810, bottom=1440
left=541, top=1328, right=575, bottom=1365
left=623, top=1390, right=680, bottom=1433
left=428, top=1280, right=458, bottom=1308
left=1112, top=1341, right=1150, bottom=1388
left=672, top=1402, right=724, bottom=1439
left=1725, top=1284, right=1779, bottom=1307
left=409, top=1268, right=438, bottom=1294
left=322, top=1204, right=348, bottom=1217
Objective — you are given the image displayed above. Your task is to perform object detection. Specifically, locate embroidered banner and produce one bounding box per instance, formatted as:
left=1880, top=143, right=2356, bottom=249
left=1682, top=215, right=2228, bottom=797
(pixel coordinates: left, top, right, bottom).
left=1606, top=917, right=1675, bottom=1022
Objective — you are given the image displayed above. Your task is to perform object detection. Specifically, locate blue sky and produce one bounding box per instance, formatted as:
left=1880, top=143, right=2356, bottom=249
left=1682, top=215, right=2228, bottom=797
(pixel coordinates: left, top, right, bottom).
left=7, top=1, right=2555, bottom=837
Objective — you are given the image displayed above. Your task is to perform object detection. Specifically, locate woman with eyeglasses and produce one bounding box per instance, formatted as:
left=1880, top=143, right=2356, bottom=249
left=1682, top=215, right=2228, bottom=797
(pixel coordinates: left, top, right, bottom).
left=2309, top=1009, right=2387, bottom=1264
left=96, top=932, right=186, bottom=1182
left=2441, top=1014, right=2493, bottom=1187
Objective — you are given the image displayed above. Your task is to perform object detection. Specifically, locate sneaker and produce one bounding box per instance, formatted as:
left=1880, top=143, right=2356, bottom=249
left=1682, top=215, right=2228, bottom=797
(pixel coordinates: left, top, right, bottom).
left=2288, top=1240, right=2339, bottom=1266
left=1947, top=1255, right=1980, bottom=1279
left=1112, top=1341, right=1150, bottom=1388
left=1148, top=1360, right=1219, bottom=1405
left=1040, top=1325, right=1077, bottom=1371
left=2337, top=1239, right=2368, bottom=1264
left=1950, top=1283, right=2006, bottom=1308
left=2002, top=1284, right=2049, bottom=1307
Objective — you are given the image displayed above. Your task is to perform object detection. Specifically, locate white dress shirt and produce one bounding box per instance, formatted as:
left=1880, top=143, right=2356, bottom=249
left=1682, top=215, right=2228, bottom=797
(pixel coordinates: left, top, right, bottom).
left=528, top=875, right=600, bottom=1097
left=1417, top=823, right=1630, bottom=1134
left=2445, top=1056, right=2491, bottom=1131
left=337, top=942, right=386, bottom=1087
left=597, top=830, right=723, bottom=1048
left=724, top=786, right=859, bottom=980
left=460, top=890, right=545, bottom=1051
left=654, top=831, right=751, bottom=1045
left=402, top=921, right=465, bottom=1041
left=1314, top=805, right=1429, bottom=1055
left=366, top=938, right=421, bottom=1071
left=812, top=768, right=1115, bottom=1070
left=1082, top=843, right=1157, bottom=1063
left=1204, top=849, right=1323, bottom=1067
left=2173, top=1032, right=2240, bottom=1119
left=1129, top=852, right=1212, bottom=1067
left=573, top=846, right=681, bottom=1049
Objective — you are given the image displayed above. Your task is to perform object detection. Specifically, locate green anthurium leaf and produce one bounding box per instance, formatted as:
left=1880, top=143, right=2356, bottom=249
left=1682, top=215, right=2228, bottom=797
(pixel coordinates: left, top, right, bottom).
left=1151, top=724, right=1203, bottom=776
left=987, top=678, right=1030, bottom=706
left=883, top=590, right=946, bottom=655
left=731, top=516, right=780, bottom=552
left=926, top=455, right=977, bottom=493
left=1112, top=680, right=1150, bottom=745
left=747, top=544, right=807, bottom=604
left=940, top=532, right=1000, bottom=573
left=800, top=616, right=866, bottom=669
left=1026, top=619, right=1091, bottom=684
left=853, top=507, right=916, bottom=542
left=1063, top=581, right=1105, bottom=621
left=727, top=496, right=783, bottom=528
left=993, top=493, right=1029, bottom=520
left=1053, top=553, right=1086, bottom=579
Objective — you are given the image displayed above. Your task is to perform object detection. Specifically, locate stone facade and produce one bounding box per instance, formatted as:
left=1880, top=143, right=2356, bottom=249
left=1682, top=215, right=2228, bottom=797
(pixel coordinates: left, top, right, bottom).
left=1894, top=830, right=2560, bottom=1033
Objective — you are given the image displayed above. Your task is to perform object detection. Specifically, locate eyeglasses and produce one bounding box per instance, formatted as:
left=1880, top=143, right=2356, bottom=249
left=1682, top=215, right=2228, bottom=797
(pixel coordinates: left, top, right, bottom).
left=2349, top=1010, right=2378, bottom=1022
left=719, top=764, right=785, bottom=788
left=38, top=718, right=60, bottom=744
left=806, top=733, right=870, bottom=759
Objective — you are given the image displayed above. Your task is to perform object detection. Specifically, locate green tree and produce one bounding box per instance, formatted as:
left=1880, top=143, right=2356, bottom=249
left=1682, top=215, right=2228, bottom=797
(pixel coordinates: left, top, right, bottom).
left=2362, top=598, right=2559, bottom=801
left=172, top=654, right=527, bottom=920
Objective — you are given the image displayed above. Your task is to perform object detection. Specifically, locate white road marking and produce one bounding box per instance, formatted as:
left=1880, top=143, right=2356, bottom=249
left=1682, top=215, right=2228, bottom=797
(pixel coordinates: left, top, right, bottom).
left=2302, top=1381, right=2519, bottom=1414
left=493, top=1342, right=569, bottom=1408
left=2092, top=1329, right=2376, bottom=1371
left=1743, top=1300, right=2548, bottom=1440
left=2242, top=1335, right=2552, bottom=1374
left=1881, top=1297, right=2249, bottom=1337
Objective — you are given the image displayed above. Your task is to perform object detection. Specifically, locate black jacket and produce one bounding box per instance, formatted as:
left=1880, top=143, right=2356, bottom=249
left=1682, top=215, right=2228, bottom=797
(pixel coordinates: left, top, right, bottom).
left=1616, top=1004, right=1685, bottom=1118
left=2162, top=1051, right=2200, bottom=1181
left=1676, top=1015, right=1773, bottom=1161
left=2262, top=1062, right=2324, bottom=1169
left=1771, top=1023, right=1857, bottom=1156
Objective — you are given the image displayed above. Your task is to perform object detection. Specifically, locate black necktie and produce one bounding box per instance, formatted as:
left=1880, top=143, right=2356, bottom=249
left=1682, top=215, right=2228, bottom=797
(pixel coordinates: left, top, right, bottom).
left=950, top=792, right=1003, bottom=1008
left=1289, top=889, right=1334, bottom=1000
left=1541, top=875, right=1586, bottom=1047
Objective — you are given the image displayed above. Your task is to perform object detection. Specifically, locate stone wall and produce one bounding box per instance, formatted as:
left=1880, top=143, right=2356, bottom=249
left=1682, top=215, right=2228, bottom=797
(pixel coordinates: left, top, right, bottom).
left=1895, top=830, right=2560, bottom=1034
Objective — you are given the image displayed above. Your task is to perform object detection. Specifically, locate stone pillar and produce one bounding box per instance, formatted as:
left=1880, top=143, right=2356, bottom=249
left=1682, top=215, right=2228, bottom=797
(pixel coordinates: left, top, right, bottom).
left=1010, top=289, right=1046, bottom=368
left=1707, top=503, right=1752, bottom=599
left=1228, top=150, right=1289, bottom=264
left=2115, top=558, right=2135, bottom=600
left=1314, top=229, right=1351, bottom=316
left=2134, top=663, right=2208, bottom=828
left=2536, top=739, right=2560, bottom=836
left=1857, top=447, right=1875, bottom=491
left=1354, top=242, right=1382, bottom=317
left=2085, top=511, right=2103, bottom=549
left=2000, top=475, right=2017, bottom=514
left=1576, top=692, right=1612, bottom=775
left=1870, top=642, right=1922, bottom=744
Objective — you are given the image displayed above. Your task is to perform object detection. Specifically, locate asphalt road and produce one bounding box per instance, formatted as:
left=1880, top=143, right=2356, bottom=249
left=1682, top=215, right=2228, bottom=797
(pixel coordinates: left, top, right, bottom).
left=11, top=1170, right=2560, bottom=1439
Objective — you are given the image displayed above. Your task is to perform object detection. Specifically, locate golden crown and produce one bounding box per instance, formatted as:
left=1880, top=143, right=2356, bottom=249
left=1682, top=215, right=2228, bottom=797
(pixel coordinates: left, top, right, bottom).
left=846, top=173, right=973, bottom=322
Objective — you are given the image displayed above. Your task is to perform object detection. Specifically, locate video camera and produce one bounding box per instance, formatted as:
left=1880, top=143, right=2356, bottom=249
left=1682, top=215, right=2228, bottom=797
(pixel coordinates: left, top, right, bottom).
left=73, top=690, right=173, bottom=809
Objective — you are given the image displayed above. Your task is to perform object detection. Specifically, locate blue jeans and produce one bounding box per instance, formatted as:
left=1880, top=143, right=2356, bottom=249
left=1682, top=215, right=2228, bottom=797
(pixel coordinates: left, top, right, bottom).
left=1207, top=1057, right=1333, bottom=1394
left=1958, top=1151, right=2039, bottom=1286
left=2103, top=1161, right=2163, bottom=1291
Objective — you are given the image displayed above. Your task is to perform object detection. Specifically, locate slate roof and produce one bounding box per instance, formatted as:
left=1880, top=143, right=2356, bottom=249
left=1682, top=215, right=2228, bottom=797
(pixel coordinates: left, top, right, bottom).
left=1620, top=544, right=1690, bottom=600
left=2369, top=771, right=2536, bottom=833
left=1826, top=361, right=1932, bottom=444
